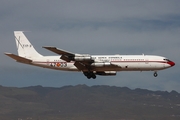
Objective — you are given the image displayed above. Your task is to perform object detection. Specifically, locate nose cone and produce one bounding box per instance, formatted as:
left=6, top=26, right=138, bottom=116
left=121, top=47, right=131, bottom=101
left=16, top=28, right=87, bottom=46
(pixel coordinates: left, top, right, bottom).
left=167, top=61, right=175, bottom=67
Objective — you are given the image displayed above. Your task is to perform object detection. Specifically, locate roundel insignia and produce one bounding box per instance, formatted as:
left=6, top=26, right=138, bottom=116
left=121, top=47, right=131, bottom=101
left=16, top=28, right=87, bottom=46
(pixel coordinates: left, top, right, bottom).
left=56, top=62, right=61, bottom=67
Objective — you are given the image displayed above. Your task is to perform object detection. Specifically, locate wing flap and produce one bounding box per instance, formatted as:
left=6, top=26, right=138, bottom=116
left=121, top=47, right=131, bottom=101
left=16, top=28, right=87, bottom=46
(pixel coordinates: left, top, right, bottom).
left=4, top=53, right=32, bottom=63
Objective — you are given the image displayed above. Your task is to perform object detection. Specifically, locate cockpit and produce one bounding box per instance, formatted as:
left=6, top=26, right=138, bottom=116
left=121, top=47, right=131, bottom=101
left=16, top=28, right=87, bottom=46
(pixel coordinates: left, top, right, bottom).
left=163, top=58, right=175, bottom=66
left=163, top=59, right=171, bottom=62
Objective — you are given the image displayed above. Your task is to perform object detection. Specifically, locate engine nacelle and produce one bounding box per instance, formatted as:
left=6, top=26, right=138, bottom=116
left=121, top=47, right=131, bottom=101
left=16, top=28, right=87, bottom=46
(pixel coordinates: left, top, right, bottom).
left=95, top=71, right=116, bottom=76
left=74, top=56, right=92, bottom=61
left=91, top=62, right=111, bottom=67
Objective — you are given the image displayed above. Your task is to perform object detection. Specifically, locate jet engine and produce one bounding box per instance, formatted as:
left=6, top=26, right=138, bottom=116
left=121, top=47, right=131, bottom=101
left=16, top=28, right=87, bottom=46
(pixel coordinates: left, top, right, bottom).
left=73, top=54, right=93, bottom=61
left=74, top=56, right=92, bottom=61
left=91, top=62, right=111, bottom=67
left=95, top=71, right=116, bottom=76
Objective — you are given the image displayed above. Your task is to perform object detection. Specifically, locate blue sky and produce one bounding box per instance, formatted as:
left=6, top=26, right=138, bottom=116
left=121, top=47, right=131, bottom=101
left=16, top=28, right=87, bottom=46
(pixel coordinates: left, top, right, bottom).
left=0, top=0, right=180, bottom=92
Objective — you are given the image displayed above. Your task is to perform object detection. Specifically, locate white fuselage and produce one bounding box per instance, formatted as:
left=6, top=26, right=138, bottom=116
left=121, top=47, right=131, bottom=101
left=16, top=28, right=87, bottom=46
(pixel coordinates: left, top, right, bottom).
left=29, top=55, right=173, bottom=72
left=5, top=31, right=175, bottom=79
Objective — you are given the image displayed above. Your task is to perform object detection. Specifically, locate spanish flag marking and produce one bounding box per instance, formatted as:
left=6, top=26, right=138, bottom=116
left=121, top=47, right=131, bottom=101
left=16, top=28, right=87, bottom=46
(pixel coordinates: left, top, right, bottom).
left=56, top=62, right=61, bottom=67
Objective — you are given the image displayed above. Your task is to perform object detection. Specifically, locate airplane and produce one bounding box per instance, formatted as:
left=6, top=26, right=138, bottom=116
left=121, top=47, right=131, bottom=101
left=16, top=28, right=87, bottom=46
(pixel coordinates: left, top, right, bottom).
left=5, top=31, right=175, bottom=79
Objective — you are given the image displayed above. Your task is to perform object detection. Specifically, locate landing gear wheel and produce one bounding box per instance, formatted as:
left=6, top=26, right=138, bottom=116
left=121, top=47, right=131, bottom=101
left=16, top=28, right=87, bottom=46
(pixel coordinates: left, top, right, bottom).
left=87, top=75, right=91, bottom=79
left=84, top=72, right=96, bottom=79
left=92, top=75, right=96, bottom=79
left=154, top=72, right=158, bottom=77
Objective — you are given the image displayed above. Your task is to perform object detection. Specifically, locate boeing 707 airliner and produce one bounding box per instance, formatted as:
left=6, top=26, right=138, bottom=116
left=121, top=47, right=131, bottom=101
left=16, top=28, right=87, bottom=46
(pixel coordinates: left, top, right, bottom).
left=5, top=31, right=175, bottom=79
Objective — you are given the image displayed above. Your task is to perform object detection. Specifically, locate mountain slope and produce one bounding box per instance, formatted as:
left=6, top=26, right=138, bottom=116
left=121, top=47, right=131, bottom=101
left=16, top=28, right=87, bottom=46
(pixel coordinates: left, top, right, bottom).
left=0, top=85, right=180, bottom=120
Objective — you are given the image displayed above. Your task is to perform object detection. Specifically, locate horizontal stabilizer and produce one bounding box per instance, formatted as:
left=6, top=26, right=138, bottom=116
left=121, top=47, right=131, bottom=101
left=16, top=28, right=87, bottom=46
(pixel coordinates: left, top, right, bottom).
left=4, top=53, right=32, bottom=63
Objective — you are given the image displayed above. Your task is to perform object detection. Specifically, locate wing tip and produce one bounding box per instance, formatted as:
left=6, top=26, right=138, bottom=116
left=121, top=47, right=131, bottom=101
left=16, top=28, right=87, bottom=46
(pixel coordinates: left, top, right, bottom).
left=4, top=52, right=13, bottom=55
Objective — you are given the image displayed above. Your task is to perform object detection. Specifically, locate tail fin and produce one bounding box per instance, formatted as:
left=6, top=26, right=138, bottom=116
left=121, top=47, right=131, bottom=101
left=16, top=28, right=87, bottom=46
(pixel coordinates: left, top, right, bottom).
left=14, top=31, right=42, bottom=58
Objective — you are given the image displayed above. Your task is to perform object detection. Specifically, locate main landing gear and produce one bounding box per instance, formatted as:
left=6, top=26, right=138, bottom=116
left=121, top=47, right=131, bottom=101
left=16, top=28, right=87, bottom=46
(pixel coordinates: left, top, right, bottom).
left=153, top=72, right=158, bottom=77
left=83, top=72, right=96, bottom=79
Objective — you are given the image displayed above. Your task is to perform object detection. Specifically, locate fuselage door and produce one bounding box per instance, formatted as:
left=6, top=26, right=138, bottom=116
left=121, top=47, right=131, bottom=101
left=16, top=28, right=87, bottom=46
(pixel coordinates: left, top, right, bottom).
left=145, top=59, right=149, bottom=64
left=46, top=59, right=50, bottom=66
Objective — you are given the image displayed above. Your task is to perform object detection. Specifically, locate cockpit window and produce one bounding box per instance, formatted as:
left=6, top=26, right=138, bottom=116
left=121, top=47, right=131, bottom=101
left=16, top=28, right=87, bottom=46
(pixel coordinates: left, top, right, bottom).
left=163, top=59, right=170, bottom=62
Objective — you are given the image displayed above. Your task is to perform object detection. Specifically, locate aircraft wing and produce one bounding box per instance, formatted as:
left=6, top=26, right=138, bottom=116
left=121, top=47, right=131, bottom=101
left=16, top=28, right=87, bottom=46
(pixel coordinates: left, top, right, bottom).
left=43, top=46, right=74, bottom=56
left=43, top=46, right=119, bottom=72
left=43, top=46, right=95, bottom=70
left=43, top=46, right=76, bottom=62
left=4, top=53, right=32, bottom=63
left=43, top=46, right=92, bottom=64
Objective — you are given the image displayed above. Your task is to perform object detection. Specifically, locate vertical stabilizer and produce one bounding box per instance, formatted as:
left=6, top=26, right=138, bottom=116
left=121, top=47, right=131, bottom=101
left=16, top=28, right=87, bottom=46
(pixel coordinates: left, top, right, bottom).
left=14, top=31, right=42, bottom=58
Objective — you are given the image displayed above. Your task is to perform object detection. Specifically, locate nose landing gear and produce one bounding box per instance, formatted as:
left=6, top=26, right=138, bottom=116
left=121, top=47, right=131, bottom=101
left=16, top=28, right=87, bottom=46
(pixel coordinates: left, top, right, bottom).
left=153, top=72, right=158, bottom=77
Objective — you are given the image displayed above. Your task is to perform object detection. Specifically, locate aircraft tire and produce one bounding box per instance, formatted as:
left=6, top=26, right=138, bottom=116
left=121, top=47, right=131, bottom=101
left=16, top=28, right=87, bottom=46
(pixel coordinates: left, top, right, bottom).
left=84, top=72, right=96, bottom=79
left=154, top=72, right=158, bottom=77
left=87, top=76, right=91, bottom=79
left=92, top=75, right=96, bottom=79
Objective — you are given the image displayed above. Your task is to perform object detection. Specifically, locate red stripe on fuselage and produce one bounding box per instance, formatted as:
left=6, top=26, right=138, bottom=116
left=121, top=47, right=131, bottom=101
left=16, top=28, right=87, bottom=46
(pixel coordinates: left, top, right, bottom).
left=33, top=61, right=168, bottom=64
